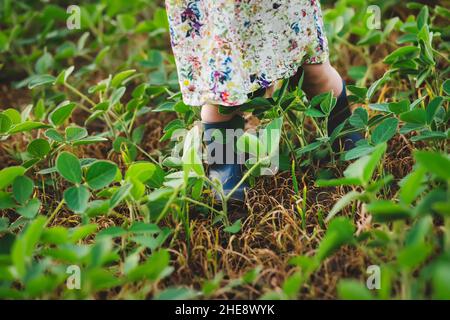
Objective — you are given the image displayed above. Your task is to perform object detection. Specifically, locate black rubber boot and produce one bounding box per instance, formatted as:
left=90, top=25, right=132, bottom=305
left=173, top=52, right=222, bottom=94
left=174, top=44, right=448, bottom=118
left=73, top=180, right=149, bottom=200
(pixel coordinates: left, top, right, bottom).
left=203, top=115, right=248, bottom=203
left=328, top=81, right=363, bottom=151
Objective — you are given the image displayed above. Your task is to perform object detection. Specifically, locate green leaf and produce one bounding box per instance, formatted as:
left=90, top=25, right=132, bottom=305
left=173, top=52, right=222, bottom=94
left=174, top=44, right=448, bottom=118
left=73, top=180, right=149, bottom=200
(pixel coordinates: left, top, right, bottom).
left=326, top=191, right=361, bottom=223
left=414, top=151, right=450, bottom=180
left=371, top=118, right=398, bottom=144
left=56, top=152, right=82, bottom=184
left=28, top=74, right=56, bottom=89
left=54, top=66, right=75, bottom=85
left=125, top=162, right=157, bottom=183
left=260, top=117, right=283, bottom=156
left=400, top=108, right=427, bottom=125
left=316, top=218, right=355, bottom=262
left=337, top=280, right=373, bottom=300
left=69, top=223, right=98, bottom=243
left=426, top=97, right=444, bottom=124
left=45, top=129, right=64, bottom=142
left=109, top=86, right=126, bottom=107
left=388, top=100, right=409, bottom=115
left=224, top=219, right=242, bottom=234
left=0, top=191, right=15, bottom=210
left=383, top=46, right=420, bottom=64
left=349, top=107, right=368, bottom=129
left=417, top=6, right=429, bottom=29
left=316, top=177, right=362, bottom=187
left=49, top=101, right=76, bottom=126
left=8, top=121, right=49, bottom=134
left=366, top=200, right=412, bottom=222
left=64, top=185, right=90, bottom=213
left=111, top=69, right=136, bottom=88
left=154, top=287, right=198, bottom=300
left=65, top=126, right=88, bottom=142
left=397, top=242, right=433, bottom=270
left=86, top=161, right=118, bottom=190
left=399, top=166, right=426, bottom=205
left=3, top=108, right=22, bottom=125
left=16, top=198, right=41, bottom=219
left=343, top=144, right=374, bottom=161
left=127, top=249, right=172, bottom=282
left=343, top=143, right=387, bottom=185
left=443, top=79, right=450, bottom=95
left=12, top=176, right=34, bottom=205
left=432, top=263, right=450, bottom=299
left=0, top=166, right=26, bottom=190
left=0, top=113, right=12, bottom=133
left=27, top=139, right=50, bottom=158
left=110, top=183, right=132, bottom=208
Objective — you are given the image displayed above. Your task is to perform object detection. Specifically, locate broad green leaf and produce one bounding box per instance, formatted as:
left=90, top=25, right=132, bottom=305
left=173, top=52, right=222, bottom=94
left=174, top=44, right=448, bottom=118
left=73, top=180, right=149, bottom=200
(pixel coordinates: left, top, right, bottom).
left=338, top=280, right=373, bottom=300
left=384, top=46, right=420, bottom=64
left=415, top=151, right=450, bottom=180
left=111, top=69, right=136, bottom=88
left=397, top=242, right=433, bottom=270
left=12, top=176, right=34, bottom=205
left=316, top=218, right=355, bottom=262
left=8, top=121, right=49, bottom=134
left=366, top=200, right=412, bottom=222
left=65, top=126, right=88, bottom=142
left=0, top=113, right=12, bottom=133
left=432, top=263, right=450, bottom=299
left=399, top=166, right=426, bottom=205
left=426, top=97, right=444, bottom=124
left=0, top=191, right=15, bottom=209
left=27, top=139, right=50, bottom=158
left=54, top=66, right=74, bottom=85
left=16, top=198, right=41, bottom=219
left=371, top=118, right=398, bottom=144
left=349, top=107, right=368, bottom=129
left=0, top=166, right=26, bottom=190
left=343, top=143, right=387, bottom=185
left=109, top=86, right=126, bottom=107
left=110, top=183, right=132, bottom=208
left=28, top=74, right=56, bottom=89
left=45, top=129, right=64, bottom=142
left=49, top=101, right=76, bottom=126
left=260, top=117, right=283, bottom=156
left=56, top=152, right=82, bottom=184
left=127, top=249, right=171, bottom=282
left=224, top=219, right=242, bottom=234
left=326, top=191, right=361, bottom=222
left=125, top=162, right=157, bottom=183
left=3, top=108, right=22, bottom=125
left=388, top=100, right=409, bottom=115
left=64, top=185, right=90, bottom=213
left=86, top=161, right=118, bottom=190
left=69, top=223, right=98, bottom=243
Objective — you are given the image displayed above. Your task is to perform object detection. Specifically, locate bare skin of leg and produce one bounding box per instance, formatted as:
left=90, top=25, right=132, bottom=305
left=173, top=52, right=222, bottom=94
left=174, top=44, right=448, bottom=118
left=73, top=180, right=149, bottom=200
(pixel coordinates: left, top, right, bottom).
left=201, top=104, right=236, bottom=123
left=302, top=61, right=343, bottom=98
left=201, top=61, right=343, bottom=122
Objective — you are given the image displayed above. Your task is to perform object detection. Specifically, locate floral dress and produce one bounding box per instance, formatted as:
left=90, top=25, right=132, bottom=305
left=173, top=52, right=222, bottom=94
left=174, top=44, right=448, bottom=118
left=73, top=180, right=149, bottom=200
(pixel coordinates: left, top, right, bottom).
left=165, top=0, right=329, bottom=107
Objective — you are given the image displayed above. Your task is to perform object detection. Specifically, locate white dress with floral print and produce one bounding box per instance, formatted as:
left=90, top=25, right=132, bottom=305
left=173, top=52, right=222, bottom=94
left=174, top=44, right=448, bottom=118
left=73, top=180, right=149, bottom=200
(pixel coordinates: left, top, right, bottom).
left=165, top=0, right=329, bottom=107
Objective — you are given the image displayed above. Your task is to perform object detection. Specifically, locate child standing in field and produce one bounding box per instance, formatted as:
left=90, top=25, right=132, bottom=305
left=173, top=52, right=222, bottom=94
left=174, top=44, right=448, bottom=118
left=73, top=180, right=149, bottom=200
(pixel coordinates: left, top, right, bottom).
left=165, top=0, right=361, bottom=202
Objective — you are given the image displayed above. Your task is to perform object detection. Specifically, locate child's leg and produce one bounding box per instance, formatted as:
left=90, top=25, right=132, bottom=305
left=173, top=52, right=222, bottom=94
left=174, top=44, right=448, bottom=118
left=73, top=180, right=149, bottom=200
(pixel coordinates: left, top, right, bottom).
left=302, top=61, right=363, bottom=150
left=201, top=104, right=248, bottom=202
left=302, top=61, right=343, bottom=98
left=201, top=104, right=235, bottom=123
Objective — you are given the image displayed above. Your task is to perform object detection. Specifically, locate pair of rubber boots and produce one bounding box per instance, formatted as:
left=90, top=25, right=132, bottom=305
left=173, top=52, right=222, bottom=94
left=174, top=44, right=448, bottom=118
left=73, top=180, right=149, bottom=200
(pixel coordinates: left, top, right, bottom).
left=203, top=81, right=362, bottom=203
